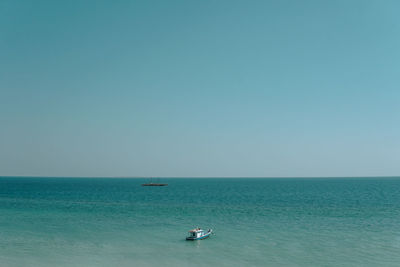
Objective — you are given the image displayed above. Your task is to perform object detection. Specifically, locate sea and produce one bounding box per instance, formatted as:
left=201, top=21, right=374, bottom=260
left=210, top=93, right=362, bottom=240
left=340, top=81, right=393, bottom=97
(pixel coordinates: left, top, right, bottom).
left=0, top=177, right=399, bottom=267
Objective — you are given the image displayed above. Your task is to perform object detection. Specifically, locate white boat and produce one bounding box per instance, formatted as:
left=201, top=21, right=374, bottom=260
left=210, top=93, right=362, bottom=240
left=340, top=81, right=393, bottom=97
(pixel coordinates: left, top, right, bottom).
left=186, top=228, right=212, bottom=240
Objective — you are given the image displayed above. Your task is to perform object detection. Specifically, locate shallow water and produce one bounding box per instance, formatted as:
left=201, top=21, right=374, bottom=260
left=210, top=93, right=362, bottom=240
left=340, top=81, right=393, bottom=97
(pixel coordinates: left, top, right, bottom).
left=1, top=177, right=400, bottom=266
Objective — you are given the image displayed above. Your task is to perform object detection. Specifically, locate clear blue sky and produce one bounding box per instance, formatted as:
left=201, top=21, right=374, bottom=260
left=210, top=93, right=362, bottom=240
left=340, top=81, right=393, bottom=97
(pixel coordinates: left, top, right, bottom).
left=1, top=0, right=399, bottom=177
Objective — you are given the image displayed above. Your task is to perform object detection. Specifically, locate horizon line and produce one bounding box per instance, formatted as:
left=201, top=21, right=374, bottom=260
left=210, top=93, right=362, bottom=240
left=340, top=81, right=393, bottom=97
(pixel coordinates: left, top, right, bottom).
left=1, top=175, right=399, bottom=179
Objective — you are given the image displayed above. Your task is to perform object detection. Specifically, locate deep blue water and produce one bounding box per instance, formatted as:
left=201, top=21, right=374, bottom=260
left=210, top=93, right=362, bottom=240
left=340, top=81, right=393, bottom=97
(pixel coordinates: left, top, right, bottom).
left=1, top=177, right=400, bottom=266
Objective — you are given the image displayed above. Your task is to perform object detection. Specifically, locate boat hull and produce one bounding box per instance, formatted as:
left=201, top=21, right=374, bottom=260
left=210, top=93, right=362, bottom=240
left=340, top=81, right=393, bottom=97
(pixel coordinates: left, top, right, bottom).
left=186, top=231, right=212, bottom=241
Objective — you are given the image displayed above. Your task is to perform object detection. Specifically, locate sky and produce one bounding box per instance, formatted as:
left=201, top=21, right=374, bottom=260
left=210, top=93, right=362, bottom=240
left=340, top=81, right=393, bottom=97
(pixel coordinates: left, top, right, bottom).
left=1, top=0, right=399, bottom=177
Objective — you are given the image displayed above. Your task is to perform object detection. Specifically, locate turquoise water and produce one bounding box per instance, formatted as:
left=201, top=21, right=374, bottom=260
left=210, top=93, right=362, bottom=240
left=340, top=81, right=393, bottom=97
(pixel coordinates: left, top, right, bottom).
left=1, top=177, right=400, bottom=266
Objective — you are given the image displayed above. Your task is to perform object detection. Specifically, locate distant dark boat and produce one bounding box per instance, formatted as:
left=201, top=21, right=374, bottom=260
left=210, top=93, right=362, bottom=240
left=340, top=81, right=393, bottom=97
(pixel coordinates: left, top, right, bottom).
left=141, top=178, right=168, bottom=186
left=141, top=183, right=168, bottom=186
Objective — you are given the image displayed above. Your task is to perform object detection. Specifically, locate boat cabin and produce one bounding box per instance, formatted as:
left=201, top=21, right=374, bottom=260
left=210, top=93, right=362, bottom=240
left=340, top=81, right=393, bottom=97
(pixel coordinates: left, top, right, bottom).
left=187, top=228, right=204, bottom=239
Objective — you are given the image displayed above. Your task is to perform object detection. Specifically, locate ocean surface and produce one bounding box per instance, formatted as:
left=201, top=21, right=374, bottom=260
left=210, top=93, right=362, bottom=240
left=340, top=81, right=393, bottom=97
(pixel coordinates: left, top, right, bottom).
left=1, top=177, right=400, bottom=266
